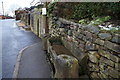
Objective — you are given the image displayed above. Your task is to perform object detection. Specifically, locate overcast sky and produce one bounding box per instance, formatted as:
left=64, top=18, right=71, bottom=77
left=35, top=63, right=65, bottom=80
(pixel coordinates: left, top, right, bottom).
left=0, top=0, right=34, bottom=16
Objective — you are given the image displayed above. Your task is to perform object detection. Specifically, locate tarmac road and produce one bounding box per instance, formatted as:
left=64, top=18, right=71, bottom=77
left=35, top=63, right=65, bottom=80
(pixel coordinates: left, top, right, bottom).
left=1, top=19, right=41, bottom=78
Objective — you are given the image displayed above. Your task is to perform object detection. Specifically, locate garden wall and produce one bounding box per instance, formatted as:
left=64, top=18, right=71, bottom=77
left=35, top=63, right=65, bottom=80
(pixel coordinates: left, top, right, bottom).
left=49, top=15, right=120, bottom=79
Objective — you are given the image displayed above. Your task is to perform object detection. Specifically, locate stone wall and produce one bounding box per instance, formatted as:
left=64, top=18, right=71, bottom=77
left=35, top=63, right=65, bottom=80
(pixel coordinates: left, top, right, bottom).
left=20, top=7, right=120, bottom=79
left=29, top=12, right=41, bottom=36
left=49, top=15, right=120, bottom=79
left=21, top=9, right=44, bottom=38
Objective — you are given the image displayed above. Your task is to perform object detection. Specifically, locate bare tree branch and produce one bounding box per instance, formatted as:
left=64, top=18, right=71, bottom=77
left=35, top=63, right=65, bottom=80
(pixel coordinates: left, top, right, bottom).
left=30, top=0, right=35, bottom=5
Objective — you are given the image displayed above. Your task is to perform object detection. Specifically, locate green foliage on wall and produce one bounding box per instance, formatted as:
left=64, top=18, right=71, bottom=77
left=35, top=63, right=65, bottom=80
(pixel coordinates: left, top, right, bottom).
left=89, top=16, right=111, bottom=25
left=48, top=2, right=120, bottom=21
left=72, top=3, right=120, bottom=20
left=47, top=1, right=58, bottom=16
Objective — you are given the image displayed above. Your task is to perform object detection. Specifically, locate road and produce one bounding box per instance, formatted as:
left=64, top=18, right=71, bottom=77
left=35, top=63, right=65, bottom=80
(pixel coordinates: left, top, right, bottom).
left=1, top=19, right=41, bottom=78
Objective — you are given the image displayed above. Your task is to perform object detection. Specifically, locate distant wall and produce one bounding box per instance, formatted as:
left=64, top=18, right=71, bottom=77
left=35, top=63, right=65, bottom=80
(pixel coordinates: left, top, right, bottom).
left=20, top=11, right=44, bottom=38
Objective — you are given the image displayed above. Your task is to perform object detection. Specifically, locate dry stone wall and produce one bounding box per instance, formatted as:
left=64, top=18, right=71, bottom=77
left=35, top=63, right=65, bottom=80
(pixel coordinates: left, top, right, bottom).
left=20, top=7, right=120, bottom=79
left=49, top=14, right=120, bottom=79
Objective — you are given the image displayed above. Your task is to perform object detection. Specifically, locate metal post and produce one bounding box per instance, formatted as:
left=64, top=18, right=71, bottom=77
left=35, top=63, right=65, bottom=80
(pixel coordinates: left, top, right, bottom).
left=2, top=1, right=4, bottom=16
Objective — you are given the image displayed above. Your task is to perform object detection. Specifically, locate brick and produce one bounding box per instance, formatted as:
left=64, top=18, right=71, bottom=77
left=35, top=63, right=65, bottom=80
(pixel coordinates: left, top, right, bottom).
left=104, top=41, right=120, bottom=53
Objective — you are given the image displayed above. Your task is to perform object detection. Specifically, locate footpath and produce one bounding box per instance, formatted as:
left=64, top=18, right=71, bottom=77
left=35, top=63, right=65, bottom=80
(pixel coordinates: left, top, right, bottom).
left=13, top=21, right=51, bottom=78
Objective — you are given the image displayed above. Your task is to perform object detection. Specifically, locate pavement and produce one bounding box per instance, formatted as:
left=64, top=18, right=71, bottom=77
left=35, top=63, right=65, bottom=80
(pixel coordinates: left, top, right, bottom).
left=16, top=21, right=26, bottom=27
left=12, top=21, right=51, bottom=78
left=13, top=42, right=51, bottom=78
left=16, top=21, right=31, bottom=31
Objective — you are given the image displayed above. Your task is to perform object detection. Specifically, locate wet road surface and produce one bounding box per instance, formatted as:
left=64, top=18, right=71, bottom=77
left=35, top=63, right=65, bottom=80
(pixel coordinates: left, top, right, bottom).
left=1, top=19, right=41, bottom=78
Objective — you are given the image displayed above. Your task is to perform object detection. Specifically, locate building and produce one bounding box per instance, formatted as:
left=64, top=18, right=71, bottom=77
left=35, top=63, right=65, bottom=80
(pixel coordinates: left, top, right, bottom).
left=15, top=10, right=29, bottom=20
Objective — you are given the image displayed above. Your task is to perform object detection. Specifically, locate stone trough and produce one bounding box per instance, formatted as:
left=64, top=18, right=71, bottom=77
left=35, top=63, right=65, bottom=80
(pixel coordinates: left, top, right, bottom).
left=47, top=37, right=79, bottom=78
